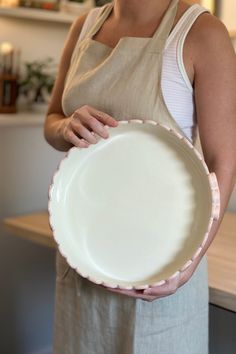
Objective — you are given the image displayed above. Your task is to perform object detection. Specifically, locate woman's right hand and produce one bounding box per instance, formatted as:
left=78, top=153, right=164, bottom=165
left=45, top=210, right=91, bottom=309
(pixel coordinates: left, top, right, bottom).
left=60, top=105, right=118, bottom=148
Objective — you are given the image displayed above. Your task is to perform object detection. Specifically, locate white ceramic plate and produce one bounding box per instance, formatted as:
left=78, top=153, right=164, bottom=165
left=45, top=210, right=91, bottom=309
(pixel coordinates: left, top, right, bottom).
left=48, top=120, right=220, bottom=289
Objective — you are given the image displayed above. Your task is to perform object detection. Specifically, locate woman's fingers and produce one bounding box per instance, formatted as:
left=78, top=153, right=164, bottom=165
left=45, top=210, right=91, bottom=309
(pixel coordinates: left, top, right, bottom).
left=64, top=130, right=89, bottom=148
left=107, top=287, right=167, bottom=302
left=72, top=120, right=98, bottom=144
left=88, top=106, right=118, bottom=127
left=143, top=273, right=180, bottom=297
left=84, top=115, right=109, bottom=139
left=107, top=288, right=145, bottom=299
left=73, top=107, right=117, bottom=139
left=66, top=105, right=119, bottom=148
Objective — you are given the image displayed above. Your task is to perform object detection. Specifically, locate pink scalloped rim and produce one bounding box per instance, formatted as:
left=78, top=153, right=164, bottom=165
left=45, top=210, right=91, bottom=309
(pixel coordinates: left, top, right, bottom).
left=48, top=119, right=221, bottom=290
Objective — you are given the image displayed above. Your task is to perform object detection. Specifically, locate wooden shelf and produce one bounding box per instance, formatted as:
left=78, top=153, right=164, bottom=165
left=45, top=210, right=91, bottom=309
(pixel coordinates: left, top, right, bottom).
left=0, top=5, right=78, bottom=24
left=1, top=5, right=236, bottom=38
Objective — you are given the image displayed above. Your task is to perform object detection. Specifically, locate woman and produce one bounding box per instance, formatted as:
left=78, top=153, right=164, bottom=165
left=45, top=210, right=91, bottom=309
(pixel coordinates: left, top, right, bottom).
left=44, top=0, right=236, bottom=353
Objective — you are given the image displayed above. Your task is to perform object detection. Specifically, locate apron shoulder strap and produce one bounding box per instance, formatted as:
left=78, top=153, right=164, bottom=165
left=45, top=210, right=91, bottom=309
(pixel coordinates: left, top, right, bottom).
left=85, top=3, right=113, bottom=40
left=149, top=0, right=179, bottom=53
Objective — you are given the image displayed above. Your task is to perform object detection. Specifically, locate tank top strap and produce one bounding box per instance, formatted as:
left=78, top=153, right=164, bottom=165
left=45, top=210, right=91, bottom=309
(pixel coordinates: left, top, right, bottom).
left=148, top=0, right=179, bottom=53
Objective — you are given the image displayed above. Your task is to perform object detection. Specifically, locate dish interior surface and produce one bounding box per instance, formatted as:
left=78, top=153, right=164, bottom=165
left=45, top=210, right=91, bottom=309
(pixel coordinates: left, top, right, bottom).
left=49, top=123, right=212, bottom=287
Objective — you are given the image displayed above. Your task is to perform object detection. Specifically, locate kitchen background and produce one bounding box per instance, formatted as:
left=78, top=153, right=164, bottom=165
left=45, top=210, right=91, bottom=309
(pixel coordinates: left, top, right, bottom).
left=0, top=0, right=236, bottom=353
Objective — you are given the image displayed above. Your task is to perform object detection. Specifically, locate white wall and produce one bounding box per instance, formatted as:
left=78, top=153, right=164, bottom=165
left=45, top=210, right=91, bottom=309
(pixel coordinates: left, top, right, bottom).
left=1, top=124, right=64, bottom=216
left=1, top=15, right=69, bottom=354
left=220, top=0, right=236, bottom=33
left=228, top=188, right=236, bottom=211
left=0, top=122, right=65, bottom=354
left=1, top=17, right=69, bottom=64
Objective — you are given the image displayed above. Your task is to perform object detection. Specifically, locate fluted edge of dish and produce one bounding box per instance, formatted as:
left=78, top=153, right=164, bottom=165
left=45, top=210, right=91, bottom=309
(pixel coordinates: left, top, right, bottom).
left=48, top=118, right=220, bottom=290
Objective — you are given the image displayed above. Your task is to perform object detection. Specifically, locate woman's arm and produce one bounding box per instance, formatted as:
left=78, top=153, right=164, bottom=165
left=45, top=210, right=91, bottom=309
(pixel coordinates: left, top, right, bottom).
left=44, top=12, right=118, bottom=152
left=193, top=13, right=236, bottom=239
left=110, top=13, right=236, bottom=301
left=44, top=13, right=88, bottom=151
left=144, top=14, right=236, bottom=299
left=169, top=14, right=236, bottom=292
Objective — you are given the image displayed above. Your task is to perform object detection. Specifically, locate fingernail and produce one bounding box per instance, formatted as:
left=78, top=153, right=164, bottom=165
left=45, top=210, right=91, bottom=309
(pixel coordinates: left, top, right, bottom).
left=81, top=139, right=89, bottom=147
left=108, top=118, right=118, bottom=126
left=98, top=127, right=108, bottom=138
left=91, top=136, right=97, bottom=144
left=103, top=132, right=109, bottom=138
left=143, top=290, right=149, bottom=295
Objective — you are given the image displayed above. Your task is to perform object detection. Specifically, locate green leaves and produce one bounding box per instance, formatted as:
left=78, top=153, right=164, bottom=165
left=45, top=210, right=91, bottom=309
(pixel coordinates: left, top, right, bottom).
left=19, top=57, right=56, bottom=103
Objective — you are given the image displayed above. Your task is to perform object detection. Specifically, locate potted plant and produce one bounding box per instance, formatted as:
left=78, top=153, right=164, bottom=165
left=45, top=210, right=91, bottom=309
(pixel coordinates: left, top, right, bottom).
left=18, top=57, right=56, bottom=112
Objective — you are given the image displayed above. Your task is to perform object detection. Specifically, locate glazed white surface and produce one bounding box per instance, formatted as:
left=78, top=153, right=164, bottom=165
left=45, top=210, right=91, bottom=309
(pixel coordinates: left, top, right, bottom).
left=49, top=121, right=214, bottom=288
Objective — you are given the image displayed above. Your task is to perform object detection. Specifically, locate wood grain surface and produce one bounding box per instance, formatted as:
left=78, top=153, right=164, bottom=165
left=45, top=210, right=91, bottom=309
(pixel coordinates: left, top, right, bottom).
left=2, top=211, right=236, bottom=311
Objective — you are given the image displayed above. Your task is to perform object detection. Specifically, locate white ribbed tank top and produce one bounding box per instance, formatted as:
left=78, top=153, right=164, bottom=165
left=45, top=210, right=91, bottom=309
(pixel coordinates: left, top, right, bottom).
left=77, top=4, right=209, bottom=141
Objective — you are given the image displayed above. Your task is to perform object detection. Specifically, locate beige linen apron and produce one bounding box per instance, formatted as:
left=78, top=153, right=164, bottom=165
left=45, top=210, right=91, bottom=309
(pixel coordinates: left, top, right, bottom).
left=53, top=1, right=209, bottom=353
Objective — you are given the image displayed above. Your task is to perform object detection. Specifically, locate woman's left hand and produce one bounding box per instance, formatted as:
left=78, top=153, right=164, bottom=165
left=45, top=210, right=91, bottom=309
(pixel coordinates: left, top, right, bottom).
left=106, top=251, right=203, bottom=301
left=106, top=219, right=223, bottom=301
left=105, top=16, right=236, bottom=301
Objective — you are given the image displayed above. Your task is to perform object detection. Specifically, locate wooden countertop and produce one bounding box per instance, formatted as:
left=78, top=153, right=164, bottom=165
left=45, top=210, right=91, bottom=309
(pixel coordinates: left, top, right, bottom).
left=2, top=211, right=236, bottom=312
left=3, top=212, right=55, bottom=249
left=207, top=212, right=236, bottom=313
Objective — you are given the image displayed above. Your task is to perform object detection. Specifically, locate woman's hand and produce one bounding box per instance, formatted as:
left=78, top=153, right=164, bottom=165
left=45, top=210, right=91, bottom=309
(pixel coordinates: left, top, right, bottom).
left=106, top=251, right=203, bottom=302
left=106, top=219, right=222, bottom=302
left=60, top=105, right=118, bottom=148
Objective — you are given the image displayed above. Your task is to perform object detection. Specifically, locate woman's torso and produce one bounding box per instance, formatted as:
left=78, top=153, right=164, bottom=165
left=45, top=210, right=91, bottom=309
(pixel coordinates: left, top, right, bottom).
left=54, top=4, right=210, bottom=351
left=62, top=1, right=209, bottom=141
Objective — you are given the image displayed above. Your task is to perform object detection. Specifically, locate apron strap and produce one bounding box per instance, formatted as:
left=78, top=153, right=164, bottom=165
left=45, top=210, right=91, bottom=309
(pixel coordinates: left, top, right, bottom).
left=86, top=0, right=179, bottom=47
left=85, top=3, right=113, bottom=40
left=149, top=0, right=179, bottom=53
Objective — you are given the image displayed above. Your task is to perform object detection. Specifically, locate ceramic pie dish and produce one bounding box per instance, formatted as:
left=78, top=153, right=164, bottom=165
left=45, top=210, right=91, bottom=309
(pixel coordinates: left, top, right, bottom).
left=48, top=119, right=220, bottom=290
